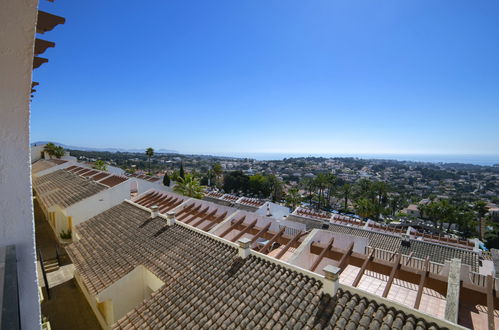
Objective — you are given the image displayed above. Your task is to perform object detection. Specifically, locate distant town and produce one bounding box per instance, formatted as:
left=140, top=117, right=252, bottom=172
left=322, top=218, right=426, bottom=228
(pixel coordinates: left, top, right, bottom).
left=66, top=147, right=499, bottom=249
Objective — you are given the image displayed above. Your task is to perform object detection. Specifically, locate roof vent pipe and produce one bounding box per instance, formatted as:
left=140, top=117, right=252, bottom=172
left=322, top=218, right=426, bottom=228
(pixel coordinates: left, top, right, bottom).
left=166, top=211, right=176, bottom=226
left=150, top=205, right=159, bottom=218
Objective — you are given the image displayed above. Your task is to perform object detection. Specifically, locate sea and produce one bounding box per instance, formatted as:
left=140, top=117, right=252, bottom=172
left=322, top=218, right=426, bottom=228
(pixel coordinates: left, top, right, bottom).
left=206, top=153, right=499, bottom=166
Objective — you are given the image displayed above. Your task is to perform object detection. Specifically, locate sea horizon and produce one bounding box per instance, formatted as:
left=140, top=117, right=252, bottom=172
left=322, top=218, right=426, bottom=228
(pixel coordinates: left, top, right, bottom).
left=201, top=152, right=499, bottom=166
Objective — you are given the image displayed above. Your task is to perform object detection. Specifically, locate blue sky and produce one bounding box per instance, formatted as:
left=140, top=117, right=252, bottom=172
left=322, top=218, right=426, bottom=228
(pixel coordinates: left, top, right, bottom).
left=32, top=0, right=499, bottom=156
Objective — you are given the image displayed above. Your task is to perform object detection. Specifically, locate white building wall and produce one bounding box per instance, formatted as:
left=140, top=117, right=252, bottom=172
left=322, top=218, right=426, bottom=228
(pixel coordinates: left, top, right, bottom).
left=33, top=160, right=75, bottom=178
left=96, top=265, right=164, bottom=326
left=133, top=178, right=171, bottom=195
left=0, top=0, right=41, bottom=329
left=30, top=144, right=45, bottom=163
left=65, top=182, right=130, bottom=228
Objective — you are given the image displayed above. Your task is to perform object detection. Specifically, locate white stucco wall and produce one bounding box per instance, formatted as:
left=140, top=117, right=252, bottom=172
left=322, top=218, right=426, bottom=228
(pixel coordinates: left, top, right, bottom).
left=96, top=265, right=164, bottom=326
left=132, top=178, right=171, bottom=195
left=30, top=144, right=45, bottom=163
left=65, top=182, right=130, bottom=228
left=0, top=0, right=41, bottom=329
left=32, top=160, right=75, bottom=177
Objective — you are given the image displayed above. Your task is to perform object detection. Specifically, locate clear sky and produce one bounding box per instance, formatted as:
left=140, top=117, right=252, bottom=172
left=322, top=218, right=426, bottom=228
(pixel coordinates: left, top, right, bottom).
left=32, top=0, right=499, bottom=156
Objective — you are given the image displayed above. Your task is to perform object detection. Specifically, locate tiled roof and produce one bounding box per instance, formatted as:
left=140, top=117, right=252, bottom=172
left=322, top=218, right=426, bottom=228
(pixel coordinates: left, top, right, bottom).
left=125, top=172, right=161, bottom=182
left=67, top=202, right=442, bottom=329
left=327, top=223, right=479, bottom=271
left=205, top=191, right=224, bottom=198
left=238, top=197, right=265, bottom=208
left=99, top=175, right=128, bottom=187
left=295, top=207, right=332, bottom=220
left=133, top=190, right=189, bottom=214
left=33, top=169, right=107, bottom=208
left=31, top=159, right=67, bottom=174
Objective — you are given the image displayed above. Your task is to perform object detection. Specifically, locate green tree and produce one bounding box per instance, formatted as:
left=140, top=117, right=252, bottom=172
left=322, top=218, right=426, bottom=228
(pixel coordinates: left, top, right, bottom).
left=285, top=187, right=301, bottom=210
left=339, top=183, right=352, bottom=211
left=43, top=142, right=56, bottom=158
left=170, top=170, right=180, bottom=182
left=179, top=161, right=185, bottom=179
left=52, top=146, right=65, bottom=159
left=43, top=143, right=65, bottom=159
left=212, top=163, right=223, bottom=187
left=173, top=174, right=204, bottom=199
left=355, top=198, right=375, bottom=219
left=93, top=160, right=107, bottom=171
left=223, top=171, right=249, bottom=193
left=266, top=174, right=284, bottom=202
left=145, top=147, right=154, bottom=174
left=474, top=200, right=488, bottom=239
left=300, top=178, right=315, bottom=205
left=163, top=172, right=171, bottom=186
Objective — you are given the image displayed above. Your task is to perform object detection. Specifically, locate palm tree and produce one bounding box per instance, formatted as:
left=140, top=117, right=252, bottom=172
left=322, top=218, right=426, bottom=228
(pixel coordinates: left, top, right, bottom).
left=52, top=146, right=65, bottom=159
left=43, top=143, right=64, bottom=159
left=179, top=161, right=185, bottom=179
left=43, top=142, right=56, bottom=158
left=173, top=174, right=204, bottom=199
left=356, top=198, right=375, bottom=219
left=339, top=183, right=352, bottom=211
left=212, top=163, right=223, bottom=187
left=145, top=147, right=154, bottom=174
left=474, top=201, right=488, bottom=239
left=300, top=178, right=315, bottom=205
left=93, top=160, right=107, bottom=171
left=325, top=174, right=337, bottom=209
left=285, top=187, right=301, bottom=210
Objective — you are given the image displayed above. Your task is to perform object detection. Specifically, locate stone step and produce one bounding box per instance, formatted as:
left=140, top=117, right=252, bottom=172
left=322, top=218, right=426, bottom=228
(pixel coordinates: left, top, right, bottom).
left=43, top=259, right=60, bottom=272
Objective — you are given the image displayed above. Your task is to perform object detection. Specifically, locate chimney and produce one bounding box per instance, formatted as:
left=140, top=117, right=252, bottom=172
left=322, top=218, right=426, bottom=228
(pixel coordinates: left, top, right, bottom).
left=322, top=265, right=341, bottom=296
left=166, top=211, right=176, bottom=226
left=238, top=238, right=251, bottom=259
left=150, top=205, right=159, bottom=218
left=266, top=203, right=272, bottom=217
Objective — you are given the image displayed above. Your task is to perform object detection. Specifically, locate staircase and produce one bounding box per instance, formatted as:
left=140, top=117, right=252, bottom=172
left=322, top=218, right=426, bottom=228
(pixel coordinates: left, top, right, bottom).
left=43, top=258, right=60, bottom=273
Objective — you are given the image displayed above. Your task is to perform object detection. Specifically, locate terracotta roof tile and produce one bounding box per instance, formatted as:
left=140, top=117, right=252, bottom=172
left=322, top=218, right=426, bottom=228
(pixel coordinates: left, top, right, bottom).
left=33, top=169, right=107, bottom=208
left=67, top=202, right=443, bottom=329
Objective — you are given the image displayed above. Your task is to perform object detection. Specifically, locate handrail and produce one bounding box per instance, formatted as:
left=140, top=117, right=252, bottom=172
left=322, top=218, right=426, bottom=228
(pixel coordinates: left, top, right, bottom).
left=37, top=248, right=51, bottom=299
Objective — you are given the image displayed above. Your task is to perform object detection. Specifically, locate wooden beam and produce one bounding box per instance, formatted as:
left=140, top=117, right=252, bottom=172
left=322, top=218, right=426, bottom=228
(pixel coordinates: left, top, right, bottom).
left=337, top=242, right=354, bottom=270
left=143, top=194, right=167, bottom=208
left=174, top=203, right=195, bottom=217
left=201, top=211, right=228, bottom=231
left=190, top=208, right=218, bottom=227
left=414, top=257, right=430, bottom=310
left=156, top=195, right=174, bottom=207
left=486, top=274, right=495, bottom=330
left=274, top=231, right=307, bottom=259
left=177, top=204, right=202, bottom=220
left=159, top=197, right=179, bottom=212
left=404, top=252, right=414, bottom=266
left=134, top=192, right=158, bottom=204
left=444, top=258, right=462, bottom=324
left=249, top=223, right=271, bottom=244
left=310, top=236, right=335, bottom=272
left=183, top=206, right=210, bottom=224
left=219, top=216, right=246, bottom=238
left=382, top=252, right=402, bottom=298
left=230, top=219, right=258, bottom=243
left=259, top=227, right=285, bottom=254
left=352, top=248, right=375, bottom=287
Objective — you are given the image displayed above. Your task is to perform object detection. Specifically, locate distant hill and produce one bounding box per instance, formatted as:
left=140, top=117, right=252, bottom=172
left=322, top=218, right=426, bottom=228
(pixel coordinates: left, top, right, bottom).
left=30, top=141, right=178, bottom=154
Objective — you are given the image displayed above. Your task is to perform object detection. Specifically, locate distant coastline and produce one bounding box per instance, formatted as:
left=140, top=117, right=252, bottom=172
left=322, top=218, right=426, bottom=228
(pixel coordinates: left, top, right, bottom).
left=203, top=152, right=499, bottom=166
